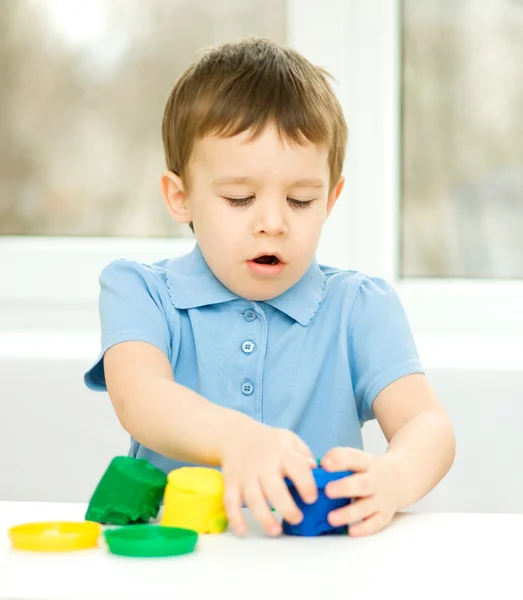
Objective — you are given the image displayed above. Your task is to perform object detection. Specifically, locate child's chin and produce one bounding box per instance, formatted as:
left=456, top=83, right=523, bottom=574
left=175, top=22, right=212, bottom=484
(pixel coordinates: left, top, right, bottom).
left=241, top=282, right=289, bottom=301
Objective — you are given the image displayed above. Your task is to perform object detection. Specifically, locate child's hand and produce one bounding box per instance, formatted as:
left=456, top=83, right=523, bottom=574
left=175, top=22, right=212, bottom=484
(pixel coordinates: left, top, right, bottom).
left=220, top=421, right=318, bottom=536
left=321, top=447, right=400, bottom=537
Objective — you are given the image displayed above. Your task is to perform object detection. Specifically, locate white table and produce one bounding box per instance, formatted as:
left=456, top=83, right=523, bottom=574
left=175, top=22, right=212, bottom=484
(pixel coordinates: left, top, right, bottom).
left=1, top=501, right=522, bottom=600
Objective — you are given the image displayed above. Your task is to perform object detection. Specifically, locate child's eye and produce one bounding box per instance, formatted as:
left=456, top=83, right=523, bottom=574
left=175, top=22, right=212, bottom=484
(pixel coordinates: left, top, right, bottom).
left=288, top=198, right=314, bottom=209
left=223, top=196, right=314, bottom=209
left=223, top=196, right=254, bottom=207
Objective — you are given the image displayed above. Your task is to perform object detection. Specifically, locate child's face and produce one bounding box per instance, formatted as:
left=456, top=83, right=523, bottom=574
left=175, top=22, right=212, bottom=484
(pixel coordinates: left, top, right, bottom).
left=163, top=123, right=344, bottom=301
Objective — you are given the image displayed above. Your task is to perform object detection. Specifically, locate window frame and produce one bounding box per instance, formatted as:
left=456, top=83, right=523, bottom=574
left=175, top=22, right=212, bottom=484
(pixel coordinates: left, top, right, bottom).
left=1, top=0, right=522, bottom=336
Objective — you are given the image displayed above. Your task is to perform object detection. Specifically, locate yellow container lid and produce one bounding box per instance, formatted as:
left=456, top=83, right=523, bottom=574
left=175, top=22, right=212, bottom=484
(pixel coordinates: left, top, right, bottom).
left=8, top=521, right=102, bottom=552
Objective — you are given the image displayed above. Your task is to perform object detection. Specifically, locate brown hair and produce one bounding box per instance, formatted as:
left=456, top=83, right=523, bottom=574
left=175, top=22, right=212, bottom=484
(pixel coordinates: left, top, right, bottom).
left=162, top=37, right=348, bottom=226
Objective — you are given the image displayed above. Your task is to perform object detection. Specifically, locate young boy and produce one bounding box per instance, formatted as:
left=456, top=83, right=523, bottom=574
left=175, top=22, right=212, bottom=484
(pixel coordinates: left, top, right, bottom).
left=84, top=37, right=455, bottom=538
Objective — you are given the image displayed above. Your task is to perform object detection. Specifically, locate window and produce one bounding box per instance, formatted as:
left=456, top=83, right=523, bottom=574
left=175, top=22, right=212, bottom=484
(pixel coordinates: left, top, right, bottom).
left=318, top=0, right=523, bottom=337
left=1, top=0, right=522, bottom=341
left=401, top=0, right=523, bottom=278
left=0, top=0, right=286, bottom=238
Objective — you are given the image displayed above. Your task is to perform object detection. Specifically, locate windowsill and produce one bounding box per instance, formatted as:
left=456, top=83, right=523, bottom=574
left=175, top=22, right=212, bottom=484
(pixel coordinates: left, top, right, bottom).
left=1, top=330, right=522, bottom=371
left=0, top=332, right=100, bottom=361
left=415, top=333, right=523, bottom=371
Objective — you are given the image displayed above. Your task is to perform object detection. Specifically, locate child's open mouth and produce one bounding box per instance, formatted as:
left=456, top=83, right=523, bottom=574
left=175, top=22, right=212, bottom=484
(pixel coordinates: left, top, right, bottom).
left=253, top=255, right=280, bottom=265
left=247, top=254, right=285, bottom=276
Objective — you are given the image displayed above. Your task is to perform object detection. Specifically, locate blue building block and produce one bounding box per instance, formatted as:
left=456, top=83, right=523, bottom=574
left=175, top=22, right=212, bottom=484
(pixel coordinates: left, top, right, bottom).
left=283, top=467, right=353, bottom=536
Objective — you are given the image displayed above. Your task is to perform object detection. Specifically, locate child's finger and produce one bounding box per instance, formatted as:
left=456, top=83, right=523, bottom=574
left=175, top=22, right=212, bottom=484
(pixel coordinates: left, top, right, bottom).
left=285, top=455, right=318, bottom=505
left=322, top=447, right=372, bottom=472
left=325, top=472, right=374, bottom=499
left=293, top=437, right=317, bottom=468
left=243, top=478, right=282, bottom=536
left=261, top=474, right=303, bottom=526
left=348, top=512, right=386, bottom=537
left=328, top=497, right=376, bottom=527
left=223, top=483, right=247, bottom=535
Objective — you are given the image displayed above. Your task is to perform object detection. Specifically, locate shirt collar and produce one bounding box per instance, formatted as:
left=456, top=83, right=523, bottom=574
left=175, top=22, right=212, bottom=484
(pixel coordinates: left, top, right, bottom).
left=165, top=244, right=325, bottom=326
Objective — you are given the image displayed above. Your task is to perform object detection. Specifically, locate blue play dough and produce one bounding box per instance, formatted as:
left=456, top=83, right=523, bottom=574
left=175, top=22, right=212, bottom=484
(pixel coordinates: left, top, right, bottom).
left=283, top=467, right=353, bottom=536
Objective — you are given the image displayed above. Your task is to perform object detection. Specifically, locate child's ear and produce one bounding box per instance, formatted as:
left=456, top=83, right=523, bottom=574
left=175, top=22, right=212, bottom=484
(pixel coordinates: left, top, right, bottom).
left=326, top=176, right=345, bottom=219
left=161, top=170, right=191, bottom=224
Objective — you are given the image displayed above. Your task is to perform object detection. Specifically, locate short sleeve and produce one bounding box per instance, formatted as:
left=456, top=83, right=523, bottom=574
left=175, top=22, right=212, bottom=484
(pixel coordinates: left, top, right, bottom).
left=84, top=260, right=173, bottom=392
left=348, top=277, right=423, bottom=423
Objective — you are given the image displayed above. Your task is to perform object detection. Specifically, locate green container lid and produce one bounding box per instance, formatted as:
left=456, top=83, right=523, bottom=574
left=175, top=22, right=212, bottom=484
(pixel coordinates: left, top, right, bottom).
left=86, top=456, right=168, bottom=525
left=104, top=525, right=198, bottom=558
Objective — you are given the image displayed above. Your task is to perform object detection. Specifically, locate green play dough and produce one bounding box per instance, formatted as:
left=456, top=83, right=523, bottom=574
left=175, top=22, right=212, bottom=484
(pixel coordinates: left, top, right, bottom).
left=85, top=456, right=167, bottom=525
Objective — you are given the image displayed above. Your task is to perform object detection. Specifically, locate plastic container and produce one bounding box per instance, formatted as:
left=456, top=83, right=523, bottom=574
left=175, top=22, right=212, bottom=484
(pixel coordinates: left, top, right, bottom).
left=8, top=521, right=102, bottom=552
left=161, top=467, right=228, bottom=533
left=85, top=456, right=167, bottom=525
left=104, top=524, right=198, bottom=558
left=283, top=467, right=353, bottom=536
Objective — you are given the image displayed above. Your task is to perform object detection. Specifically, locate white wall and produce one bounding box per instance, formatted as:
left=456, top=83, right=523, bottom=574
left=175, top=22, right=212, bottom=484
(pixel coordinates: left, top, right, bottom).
left=2, top=349, right=522, bottom=513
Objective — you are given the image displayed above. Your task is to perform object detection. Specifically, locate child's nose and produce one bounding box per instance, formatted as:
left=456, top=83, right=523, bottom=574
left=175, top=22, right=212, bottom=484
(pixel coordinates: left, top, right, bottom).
left=254, top=199, right=288, bottom=236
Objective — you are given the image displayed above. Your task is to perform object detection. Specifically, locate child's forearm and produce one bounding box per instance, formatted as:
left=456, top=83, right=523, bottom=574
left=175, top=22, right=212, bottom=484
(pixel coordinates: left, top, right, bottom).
left=380, top=411, right=456, bottom=510
left=114, top=375, right=257, bottom=466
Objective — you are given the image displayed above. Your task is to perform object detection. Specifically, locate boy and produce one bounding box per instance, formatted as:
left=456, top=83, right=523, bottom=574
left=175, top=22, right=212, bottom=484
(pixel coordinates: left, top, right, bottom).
left=84, top=37, right=455, bottom=538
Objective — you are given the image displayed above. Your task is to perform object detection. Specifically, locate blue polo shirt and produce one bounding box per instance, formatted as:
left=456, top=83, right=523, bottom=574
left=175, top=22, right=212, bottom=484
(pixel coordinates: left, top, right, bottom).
left=84, top=243, right=423, bottom=474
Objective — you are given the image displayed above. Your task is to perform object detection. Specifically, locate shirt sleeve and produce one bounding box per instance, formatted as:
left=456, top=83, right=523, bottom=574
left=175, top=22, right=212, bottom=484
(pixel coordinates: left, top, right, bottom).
left=348, top=276, right=424, bottom=423
left=83, top=259, right=173, bottom=392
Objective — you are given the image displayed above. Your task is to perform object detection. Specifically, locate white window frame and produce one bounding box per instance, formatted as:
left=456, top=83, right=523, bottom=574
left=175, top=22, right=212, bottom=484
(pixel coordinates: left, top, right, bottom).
left=1, top=0, right=522, bottom=347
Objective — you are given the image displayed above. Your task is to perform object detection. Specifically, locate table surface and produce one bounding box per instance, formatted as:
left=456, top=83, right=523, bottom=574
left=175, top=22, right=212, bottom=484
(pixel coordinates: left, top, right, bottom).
left=1, top=501, right=522, bottom=600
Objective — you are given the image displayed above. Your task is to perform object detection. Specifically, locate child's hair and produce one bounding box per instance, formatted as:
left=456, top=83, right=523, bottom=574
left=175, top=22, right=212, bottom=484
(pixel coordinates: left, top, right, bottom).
left=162, top=37, right=348, bottom=223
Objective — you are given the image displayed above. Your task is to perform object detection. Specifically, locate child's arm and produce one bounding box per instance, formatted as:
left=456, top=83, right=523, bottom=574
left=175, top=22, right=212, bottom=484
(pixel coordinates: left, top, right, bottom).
left=320, top=373, right=455, bottom=537
left=104, top=340, right=318, bottom=535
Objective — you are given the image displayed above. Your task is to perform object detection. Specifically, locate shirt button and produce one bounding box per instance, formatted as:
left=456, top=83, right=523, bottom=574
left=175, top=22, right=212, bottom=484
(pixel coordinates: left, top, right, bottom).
left=243, top=309, right=257, bottom=322
left=241, top=380, right=254, bottom=395
left=241, top=340, right=255, bottom=354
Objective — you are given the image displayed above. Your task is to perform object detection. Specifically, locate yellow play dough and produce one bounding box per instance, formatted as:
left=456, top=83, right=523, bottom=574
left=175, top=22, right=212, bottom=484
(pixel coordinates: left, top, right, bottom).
left=161, top=467, right=228, bottom=534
